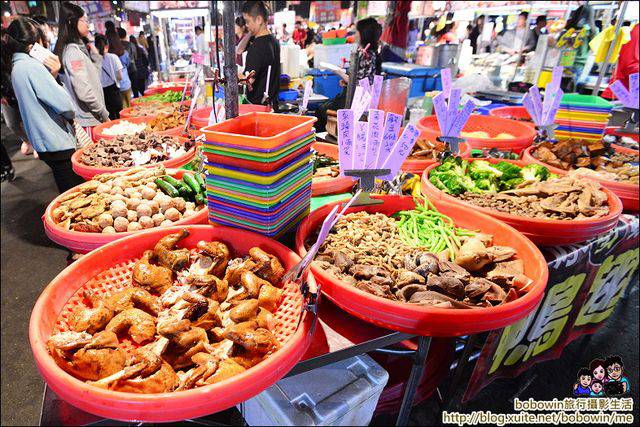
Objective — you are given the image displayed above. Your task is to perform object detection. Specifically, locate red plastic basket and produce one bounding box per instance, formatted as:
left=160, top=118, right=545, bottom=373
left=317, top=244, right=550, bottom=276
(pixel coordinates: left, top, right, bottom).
left=522, top=145, right=638, bottom=212
left=312, top=142, right=355, bottom=196
left=43, top=170, right=208, bottom=253
left=71, top=137, right=195, bottom=180
left=295, top=195, right=549, bottom=336
left=192, top=105, right=272, bottom=129
left=401, top=142, right=472, bottom=175
left=489, top=106, right=535, bottom=130
left=417, top=115, right=536, bottom=154
left=421, top=159, right=623, bottom=244
left=29, top=225, right=314, bottom=422
left=92, top=117, right=154, bottom=142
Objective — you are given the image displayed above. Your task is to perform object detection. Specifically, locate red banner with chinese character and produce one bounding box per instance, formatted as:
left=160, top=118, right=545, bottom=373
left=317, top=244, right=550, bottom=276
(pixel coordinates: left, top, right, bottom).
left=464, top=216, right=640, bottom=402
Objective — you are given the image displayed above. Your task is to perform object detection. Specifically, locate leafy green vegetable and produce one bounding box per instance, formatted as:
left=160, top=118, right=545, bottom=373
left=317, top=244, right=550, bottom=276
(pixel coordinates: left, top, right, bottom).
left=468, top=160, right=503, bottom=180
left=431, top=156, right=553, bottom=196
left=494, top=161, right=522, bottom=180
left=499, top=177, right=524, bottom=191
left=521, top=164, right=550, bottom=182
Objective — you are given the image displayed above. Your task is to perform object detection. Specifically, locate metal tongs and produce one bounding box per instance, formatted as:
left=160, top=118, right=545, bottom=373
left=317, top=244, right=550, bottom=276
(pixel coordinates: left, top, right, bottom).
left=284, top=191, right=361, bottom=324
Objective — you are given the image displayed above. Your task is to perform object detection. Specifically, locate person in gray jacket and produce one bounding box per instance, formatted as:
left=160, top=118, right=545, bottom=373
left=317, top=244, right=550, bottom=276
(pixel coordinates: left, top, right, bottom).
left=2, top=17, right=83, bottom=192
left=54, top=2, right=109, bottom=137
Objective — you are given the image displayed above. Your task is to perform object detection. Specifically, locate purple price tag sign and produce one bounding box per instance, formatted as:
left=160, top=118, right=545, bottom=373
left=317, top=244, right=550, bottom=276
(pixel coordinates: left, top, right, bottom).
left=359, top=77, right=371, bottom=93
left=610, top=81, right=631, bottom=106
left=375, top=112, right=403, bottom=168
left=301, top=79, right=313, bottom=112
left=440, top=67, right=452, bottom=99
left=352, top=90, right=372, bottom=121
left=184, top=84, right=201, bottom=132
left=337, top=109, right=355, bottom=176
left=445, top=89, right=462, bottom=135
left=351, top=86, right=364, bottom=109
left=380, top=124, right=420, bottom=180
left=522, top=93, right=540, bottom=125
left=529, top=86, right=543, bottom=125
left=542, top=88, right=563, bottom=126
left=542, top=66, right=563, bottom=121
left=432, top=93, right=449, bottom=136
left=370, top=75, right=383, bottom=110
left=447, top=100, right=475, bottom=137
left=630, top=73, right=639, bottom=108
left=365, top=109, right=384, bottom=169
left=352, top=121, right=368, bottom=169
left=208, top=105, right=217, bottom=126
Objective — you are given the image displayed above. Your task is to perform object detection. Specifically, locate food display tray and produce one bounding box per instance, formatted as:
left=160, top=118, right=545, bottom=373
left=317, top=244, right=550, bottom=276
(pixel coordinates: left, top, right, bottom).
left=42, top=169, right=208, bottom=253
left=30, top=225, right=314, bottom=422
left=421, top=158, right=624, bottom=244
left=295, top=195, right=549, bottom=336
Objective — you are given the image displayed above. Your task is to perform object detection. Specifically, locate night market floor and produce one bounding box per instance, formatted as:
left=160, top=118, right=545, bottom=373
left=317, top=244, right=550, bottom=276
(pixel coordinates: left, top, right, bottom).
left=1, top=124, right=638, bottom=425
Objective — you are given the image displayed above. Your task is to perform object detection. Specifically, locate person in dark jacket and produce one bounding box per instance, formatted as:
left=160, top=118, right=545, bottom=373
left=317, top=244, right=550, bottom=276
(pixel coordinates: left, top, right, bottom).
left=129, top=35, right=149, bottom=97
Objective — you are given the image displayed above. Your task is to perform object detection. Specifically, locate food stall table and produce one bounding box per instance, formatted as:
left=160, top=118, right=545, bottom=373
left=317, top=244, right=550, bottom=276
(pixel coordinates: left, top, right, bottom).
left=39, top=298, right=440, bottom=426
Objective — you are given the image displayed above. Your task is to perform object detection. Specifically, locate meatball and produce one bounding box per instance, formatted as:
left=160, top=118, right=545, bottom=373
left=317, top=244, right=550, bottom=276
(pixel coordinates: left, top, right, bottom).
left=171, top=197, right=186, bottom=212
left=139, top=216, right=154, bottom=229
left=164, top=207, right=181, bottom=222
left=141, top=187, right=156, bottom=200
left=127, top=222, right=143, bottom=232
left=97, top=213, right=114, bottom=229
left=102, top=226, right=117, bottom=234
left=136, top=203, right=153, bottom=218
left=151, top=213, right=165, bottom=226
left=127, top=210, right=138, bottom=222
left=160, top=219, right=174, bottom=227
left=113, top=217, right=129, bottom=232
left=127, top=198, right=143, bottom=210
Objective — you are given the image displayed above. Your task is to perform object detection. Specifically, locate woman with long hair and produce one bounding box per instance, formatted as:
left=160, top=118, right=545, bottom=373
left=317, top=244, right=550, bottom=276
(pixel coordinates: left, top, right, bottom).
left=1, top=17, right=83, bottom=192
left=54, top=1, right=108, bottom=138
left=94, top=34, right=124, bottom=120
left=314, top=17, right=383, bottom=131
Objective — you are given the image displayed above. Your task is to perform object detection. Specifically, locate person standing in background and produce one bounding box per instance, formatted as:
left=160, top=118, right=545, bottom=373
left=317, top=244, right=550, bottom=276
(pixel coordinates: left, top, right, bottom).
left=241, top=1, right=280, bottom=109
left=137, top=31, right=149, bottom=50
left=235, top=17, right=250, bottom=65
left=32, top=15, right=56, bottom=52
left=281, top=23, right=290, bottom=42
left=54, top=2, right=109, bottom=140
left=4, top=17, right=83, bottom=192
left=293, top=21, right=306, bottom=48
left=532, top=15, right=547, bottom=50
left=194, top=25, right=210, bottom=66
left=94, top=34, right=123, bottom=120
left=147, top=34, right=158, bottom=71
left=315, top=17, right=382, bottom=132
left=498, top=11, right=536, bottom=54
left=117, top=27, right=136, bottom=104
left=469, top=15, right=485, bottom=54
left=129, top=35, right=149, bottom=98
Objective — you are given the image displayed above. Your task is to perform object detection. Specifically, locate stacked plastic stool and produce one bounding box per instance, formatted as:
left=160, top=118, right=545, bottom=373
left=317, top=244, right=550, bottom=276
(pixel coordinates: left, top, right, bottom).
left=202, top=112, right=317, bottom=237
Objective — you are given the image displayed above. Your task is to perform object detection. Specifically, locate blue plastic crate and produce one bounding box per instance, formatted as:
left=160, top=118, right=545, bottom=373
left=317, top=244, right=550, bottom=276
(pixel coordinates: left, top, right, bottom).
left=308, top=68, right=343, bottom=99
left=382, top=63, right=443, bottom=98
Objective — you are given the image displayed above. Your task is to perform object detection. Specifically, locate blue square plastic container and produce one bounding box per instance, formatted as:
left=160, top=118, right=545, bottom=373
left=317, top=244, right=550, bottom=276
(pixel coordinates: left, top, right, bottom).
left=308, top=68, right=343, bottom=99
left=381, top=63, right=443, bottom=98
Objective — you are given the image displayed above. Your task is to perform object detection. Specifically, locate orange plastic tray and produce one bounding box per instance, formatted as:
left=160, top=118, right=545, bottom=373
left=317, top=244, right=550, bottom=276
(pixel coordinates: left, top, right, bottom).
left=43, top=170, right=208, bottom=253
left=30, top=225, right=314, bottom=422
left=417, top=115, right=536, bottom=154
left=71, top=137, right=195, bottom=180
left=192, top=104, right=272, bottom=129
left=421, top=159, right=623, bottom=244
left=312, top=142, right=355, bottom=196
left=401, top=142, right=472, bottom=175
left=522, top=146, right=638, bottom=212
left=295, top=195, right=548, bottom=336
left=202, top=112, right=317, bottom=150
